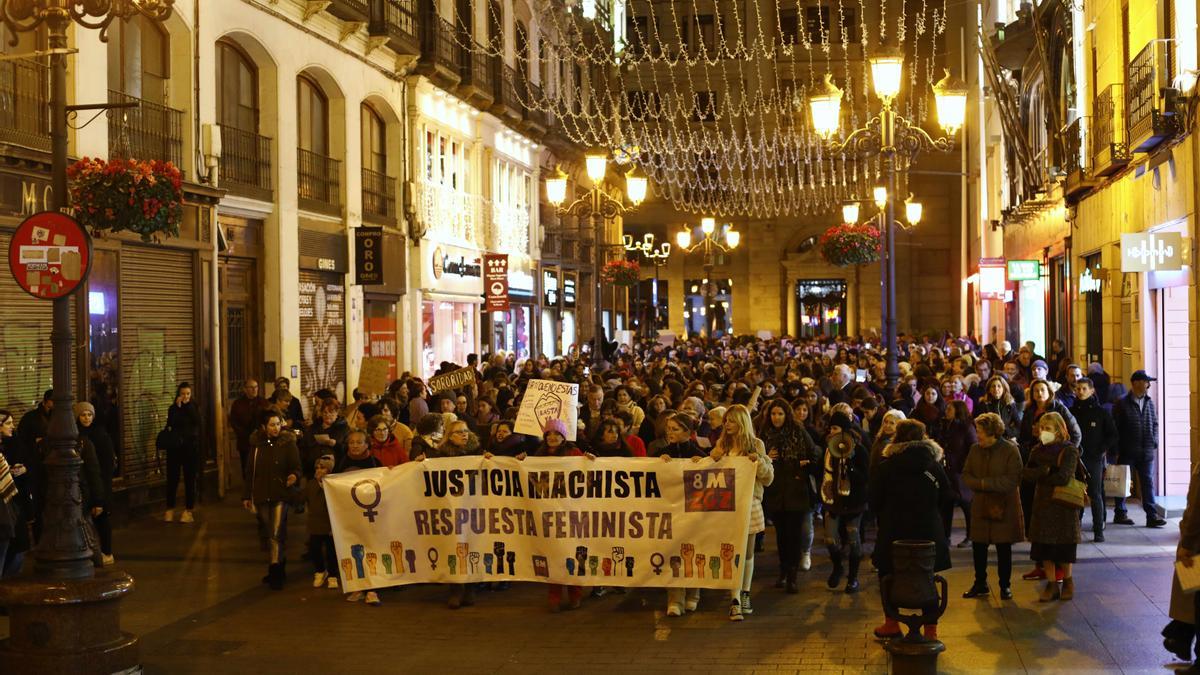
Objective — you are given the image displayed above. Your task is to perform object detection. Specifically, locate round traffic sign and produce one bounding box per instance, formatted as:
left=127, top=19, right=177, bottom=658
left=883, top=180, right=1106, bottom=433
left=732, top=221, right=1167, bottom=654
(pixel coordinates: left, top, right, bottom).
left=7, top=211, right=92, bottom=299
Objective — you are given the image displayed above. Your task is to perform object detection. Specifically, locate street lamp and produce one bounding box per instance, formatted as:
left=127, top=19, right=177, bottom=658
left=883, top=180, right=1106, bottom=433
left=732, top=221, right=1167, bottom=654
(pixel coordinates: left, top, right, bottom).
left=0, top=0, right=176, bottom=670
left=546, top=157, right=646, bottom=366
left=622, top=233, right=671, bottom=334
left=807, top=45, right=965, bottom=388
left=675, top=219, right=739, bottom=337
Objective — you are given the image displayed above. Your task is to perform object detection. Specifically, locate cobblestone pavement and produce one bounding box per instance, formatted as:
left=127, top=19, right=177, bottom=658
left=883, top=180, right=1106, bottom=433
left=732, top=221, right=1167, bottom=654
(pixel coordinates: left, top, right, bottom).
left=0, top=496, right=1183, bottom=674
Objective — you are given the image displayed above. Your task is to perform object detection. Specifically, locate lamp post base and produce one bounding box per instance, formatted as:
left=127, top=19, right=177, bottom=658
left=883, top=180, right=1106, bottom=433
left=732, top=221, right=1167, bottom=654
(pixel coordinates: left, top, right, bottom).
left=884, top=637, right=945, bottom=675
left=0, top=568, right=138, bottom=673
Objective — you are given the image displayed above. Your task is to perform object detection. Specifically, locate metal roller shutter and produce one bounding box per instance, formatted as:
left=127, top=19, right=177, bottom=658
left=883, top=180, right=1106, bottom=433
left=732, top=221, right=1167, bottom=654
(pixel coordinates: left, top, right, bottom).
left=0, top=231, right=72, bottom=419
left=120, top=246, right=195, bottom=484
left=298, top=269, right=345, bottom=422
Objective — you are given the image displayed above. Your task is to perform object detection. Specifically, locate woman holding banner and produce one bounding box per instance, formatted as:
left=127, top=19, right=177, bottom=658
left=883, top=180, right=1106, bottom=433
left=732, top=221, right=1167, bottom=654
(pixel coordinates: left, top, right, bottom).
left=711, top=404, right=773, bottom=621
left=656, top=411, right=707, bottom=616
left=533, top=419, right=589, bottom=611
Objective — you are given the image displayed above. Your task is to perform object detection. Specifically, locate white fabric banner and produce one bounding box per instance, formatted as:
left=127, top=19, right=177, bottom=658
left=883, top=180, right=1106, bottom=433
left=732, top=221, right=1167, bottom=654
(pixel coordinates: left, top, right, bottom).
left=324, top=456, right=755, bottom=593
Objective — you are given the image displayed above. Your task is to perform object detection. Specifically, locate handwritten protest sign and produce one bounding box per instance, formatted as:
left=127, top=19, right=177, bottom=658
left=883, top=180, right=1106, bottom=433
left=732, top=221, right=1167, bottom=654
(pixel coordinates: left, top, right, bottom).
left=357, top=357, right=391, bottom=397
left=514, top=379, right=579, bottom=441
left=429, top=366, right=476, bottom=394
left=324, top=455, right=755, bottom=592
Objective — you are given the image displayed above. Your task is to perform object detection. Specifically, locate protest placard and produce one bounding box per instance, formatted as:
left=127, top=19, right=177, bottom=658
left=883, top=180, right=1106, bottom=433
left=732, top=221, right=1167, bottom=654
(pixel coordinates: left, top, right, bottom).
left=514, top=379, right=579, bottom=441
left=357, top=357, right=391, bottom=397
left=429, top=366, right=476, bottom=394
left=324, top=455, right=755, bottom=592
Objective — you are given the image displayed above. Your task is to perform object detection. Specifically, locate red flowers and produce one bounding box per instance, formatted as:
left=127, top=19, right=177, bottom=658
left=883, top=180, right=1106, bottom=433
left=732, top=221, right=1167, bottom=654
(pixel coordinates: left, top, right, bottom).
left=68, top=157, right=184, bottom=242
left=601, top=259, right=641, bottom=286
left=819, top=223, right=882, bottom=267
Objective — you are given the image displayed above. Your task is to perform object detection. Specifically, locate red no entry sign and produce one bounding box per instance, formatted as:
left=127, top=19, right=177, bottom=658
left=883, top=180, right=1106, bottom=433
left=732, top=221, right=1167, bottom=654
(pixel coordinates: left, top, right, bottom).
left=7, top=211, right=92, bottom=299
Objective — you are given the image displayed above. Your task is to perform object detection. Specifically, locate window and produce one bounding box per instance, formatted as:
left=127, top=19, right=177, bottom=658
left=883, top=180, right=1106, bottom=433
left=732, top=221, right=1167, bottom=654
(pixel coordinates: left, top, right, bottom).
left=779, top=8, right=798, bottom=47
left=627, top=16, right=648, bottom=57
left=804, top=6, right=830, bottom=44
left=217, top=40, right=258, bottom=132
left=697, top=15, right=717, bottom=54
left=693, top=91, right=717, bottom=122
left=361, top=104, right=386, bottom=174
left=107, top=16, right=169, bottom=102
left=297, top=75, right=328, bottom=155
left=626, top=90, right=661, bottom=119
left=843, top=8, right=860, bottom=43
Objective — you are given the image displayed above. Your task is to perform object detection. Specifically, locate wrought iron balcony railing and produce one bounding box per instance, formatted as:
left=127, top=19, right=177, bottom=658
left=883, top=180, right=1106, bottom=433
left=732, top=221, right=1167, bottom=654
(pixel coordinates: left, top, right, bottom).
left=298, top=148, right=342, bottom=213
left=220, top=125, right=273, bottom=198
left=0, top=58, right=49, bottom=151
left=108, top=90, right=184, bottom=167
left=361, top=167, right=396, bottom=222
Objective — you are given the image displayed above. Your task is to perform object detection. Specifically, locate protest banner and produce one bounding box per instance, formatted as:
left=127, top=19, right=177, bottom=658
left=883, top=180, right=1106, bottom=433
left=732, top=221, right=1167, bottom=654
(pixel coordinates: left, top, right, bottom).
left=324, top=455, right=755, bottom=593
left=429, top=366, right=476, bottom=394
left=514, top=379, right=579, bottom=441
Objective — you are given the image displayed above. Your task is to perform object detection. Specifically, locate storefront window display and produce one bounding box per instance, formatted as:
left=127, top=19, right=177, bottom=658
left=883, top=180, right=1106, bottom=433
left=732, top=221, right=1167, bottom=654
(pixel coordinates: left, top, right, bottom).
left=422, top=300, right=477, bottom=379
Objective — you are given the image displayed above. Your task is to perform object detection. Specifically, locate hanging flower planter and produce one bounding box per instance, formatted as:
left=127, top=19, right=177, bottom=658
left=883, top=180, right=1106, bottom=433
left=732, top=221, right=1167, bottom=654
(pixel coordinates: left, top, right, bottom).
left=67, top=157, right=184, bottom=243
left=601, top=259, right=641, bottom=286
left=819, top=222, right=882, bottom=267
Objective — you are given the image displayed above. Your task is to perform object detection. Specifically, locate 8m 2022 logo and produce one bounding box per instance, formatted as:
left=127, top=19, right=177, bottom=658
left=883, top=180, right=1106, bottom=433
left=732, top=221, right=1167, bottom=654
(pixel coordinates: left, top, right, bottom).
left=682, top=469, right=736, bottom=512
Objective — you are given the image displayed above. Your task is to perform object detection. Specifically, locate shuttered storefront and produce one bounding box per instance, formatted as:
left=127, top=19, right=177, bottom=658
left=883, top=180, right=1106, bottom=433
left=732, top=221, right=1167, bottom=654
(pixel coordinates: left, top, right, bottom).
left=298, top=269, right=345, bottom=420
left=0, top=231, right=67, bottom=419
left=120, top=246, right=196, bottom=484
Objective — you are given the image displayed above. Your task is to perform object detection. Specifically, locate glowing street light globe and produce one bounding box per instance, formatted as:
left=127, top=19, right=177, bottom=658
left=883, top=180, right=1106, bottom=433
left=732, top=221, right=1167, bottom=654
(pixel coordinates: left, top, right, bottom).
left=933, top=69, right=969, bottom=135
left=808, top=73, right=844, bottom=139
left=869, top=49, right=905, bottom=101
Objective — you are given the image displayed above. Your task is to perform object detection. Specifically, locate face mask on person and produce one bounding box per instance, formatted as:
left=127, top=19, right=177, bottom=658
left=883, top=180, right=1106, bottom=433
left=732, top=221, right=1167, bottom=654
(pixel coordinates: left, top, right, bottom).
left=1038, top=430, right=1056, bottom=445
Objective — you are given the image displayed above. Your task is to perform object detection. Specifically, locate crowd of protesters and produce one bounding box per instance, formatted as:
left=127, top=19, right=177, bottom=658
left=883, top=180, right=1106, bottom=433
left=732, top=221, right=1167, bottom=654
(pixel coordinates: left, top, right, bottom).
left=0, top=330, right=1185, bottom=657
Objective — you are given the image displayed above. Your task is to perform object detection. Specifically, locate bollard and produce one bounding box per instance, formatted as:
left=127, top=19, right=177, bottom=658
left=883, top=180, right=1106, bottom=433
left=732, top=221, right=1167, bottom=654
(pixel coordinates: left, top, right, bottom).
left=879, top=539, right=948, bottom=675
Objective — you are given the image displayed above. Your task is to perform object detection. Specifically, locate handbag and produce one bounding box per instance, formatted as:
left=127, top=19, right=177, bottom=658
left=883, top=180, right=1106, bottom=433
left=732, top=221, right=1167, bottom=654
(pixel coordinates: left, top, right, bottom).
left=1050, top=448, right=1089, bottom=509
left=1104, top=464, right=1131, bottom=498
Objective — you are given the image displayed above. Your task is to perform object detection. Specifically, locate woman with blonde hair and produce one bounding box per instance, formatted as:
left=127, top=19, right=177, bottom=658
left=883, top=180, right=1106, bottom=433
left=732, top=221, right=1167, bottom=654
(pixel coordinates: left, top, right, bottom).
left=1021, top=411, right=1083, bottom=602
left=711, top=404, right=774, bottom=621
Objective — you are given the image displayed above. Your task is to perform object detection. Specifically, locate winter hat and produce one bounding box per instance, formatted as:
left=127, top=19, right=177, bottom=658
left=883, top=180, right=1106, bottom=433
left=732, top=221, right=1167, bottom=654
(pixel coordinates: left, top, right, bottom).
left=73, top=401, right=95, bottom=417
left=542, top=418, right=569, bottom=438
left=828, top=411, right=855, bottom=431
left=1032, top=359, right=1049, bottom=371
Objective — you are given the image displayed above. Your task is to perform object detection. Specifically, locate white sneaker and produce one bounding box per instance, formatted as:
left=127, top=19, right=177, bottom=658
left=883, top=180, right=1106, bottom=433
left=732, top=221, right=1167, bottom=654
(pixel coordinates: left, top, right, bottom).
left=313, top=572, right=329, bottom=588
left=685, top=597, right=699, bottom=612
left=666, top=603, right=683, bottom=617
left=180, top=510, right=194, bottom=523
left=365, top=591, right=381, bottom=606
left=729, top=598, right=744, bottom=622
left=800, top=552, right=812, bottom=571
left=101, top=554, right=115, bottom=567
left=327, top=577, right=339, bottom=589
left=345, top=591, right=364, bottom=602
left=163, top=509, right=174, bottom=522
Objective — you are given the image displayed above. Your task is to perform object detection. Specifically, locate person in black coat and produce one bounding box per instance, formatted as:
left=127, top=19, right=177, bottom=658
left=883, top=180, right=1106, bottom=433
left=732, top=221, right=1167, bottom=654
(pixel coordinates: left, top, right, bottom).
left=1111, top=370, right=1166, bottom=527
left=165, top=382, right=203, bottom=523
left=300, top=399, right=350, bottom=478
left=761, top=399, right=822, bottom=592
left=76, top=402, right=116, bottom=564
left=974, top=376, right=1023, bottom=441
left=938, top=400, right=978, bottom=548
left=869, top=419, right=952, bottom=640
left=820, top=412, right=870, bottom=595
left=1070, top=377, right=1118, bottom=541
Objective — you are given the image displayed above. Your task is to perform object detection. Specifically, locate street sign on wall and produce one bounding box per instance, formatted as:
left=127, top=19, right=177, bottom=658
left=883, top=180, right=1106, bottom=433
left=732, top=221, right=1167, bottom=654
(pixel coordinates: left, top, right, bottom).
left=7, top=211, right=91, bottom=299
left=1007, top=259, right=1040, bottom=280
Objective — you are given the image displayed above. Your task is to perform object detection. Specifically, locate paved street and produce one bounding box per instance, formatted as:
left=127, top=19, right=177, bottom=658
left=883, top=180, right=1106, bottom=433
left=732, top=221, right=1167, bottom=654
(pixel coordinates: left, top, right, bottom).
left=0, top=497, right=1181, bottom=674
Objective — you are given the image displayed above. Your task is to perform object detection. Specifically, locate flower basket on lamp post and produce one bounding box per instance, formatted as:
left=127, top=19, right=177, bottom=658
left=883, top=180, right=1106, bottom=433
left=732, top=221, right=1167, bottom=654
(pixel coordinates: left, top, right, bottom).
left=601, top=259, right=641, bottom=286
left=819, top=222, right=882, bottom=267
left=67, top=157, right=184, bottom=243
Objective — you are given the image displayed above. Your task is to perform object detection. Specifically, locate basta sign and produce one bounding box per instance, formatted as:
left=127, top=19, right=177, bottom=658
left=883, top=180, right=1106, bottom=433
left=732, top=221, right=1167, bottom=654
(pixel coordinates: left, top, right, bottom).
left=8, top=211, right=91, bottom=299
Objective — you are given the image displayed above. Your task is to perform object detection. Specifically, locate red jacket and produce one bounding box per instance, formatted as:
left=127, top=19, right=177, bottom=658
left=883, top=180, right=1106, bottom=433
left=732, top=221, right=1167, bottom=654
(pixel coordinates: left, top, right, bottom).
left=370, top=435, right=408, bottom=467
left=624, top=435, right=647, bottom=457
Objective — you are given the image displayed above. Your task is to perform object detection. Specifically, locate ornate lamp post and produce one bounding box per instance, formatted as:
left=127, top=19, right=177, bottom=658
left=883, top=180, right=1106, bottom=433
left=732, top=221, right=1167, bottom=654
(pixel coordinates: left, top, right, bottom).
left=545, top=153, right=646, bottom=366
left=675, top=218, right=739, bottom=338
left=807, top=46, right=966, bottom=388
left=841, top=190, right=923, bottom=347
left=622, top=233, right=670, bottom=334
left=0, top=1, right=175, bottom=671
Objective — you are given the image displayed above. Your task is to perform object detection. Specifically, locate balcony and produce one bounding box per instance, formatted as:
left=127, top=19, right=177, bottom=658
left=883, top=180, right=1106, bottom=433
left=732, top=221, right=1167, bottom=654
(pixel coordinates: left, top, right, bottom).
left=298, top=148, right=342, bottom=215
left=456, top=44, right=494, bottom=108
left=328, top=0, right=370, bottom=22
left=368, top=0, right=419, bottom=57
left=0, top=58, right=49, bottom=152
left=361, top=167, right=396, bottom=223
left=1091, top=84, right=1130, bottom=177
left=1061, top=117, right=1099, bottom=204
left=489, top=58, right=523, bottom=123
left=488, top=200, right=531, bottom=254
left=416, top=11, right=461, bottom=89
left=520, top=80, right=549, bottom=135
left=1127, top=41, right=1179, bottom=153
left=414, top=177, right=482, bottom=246
left=107, top=90, right=184, bottom=168
left=220, top=125, right=273, bottom=200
